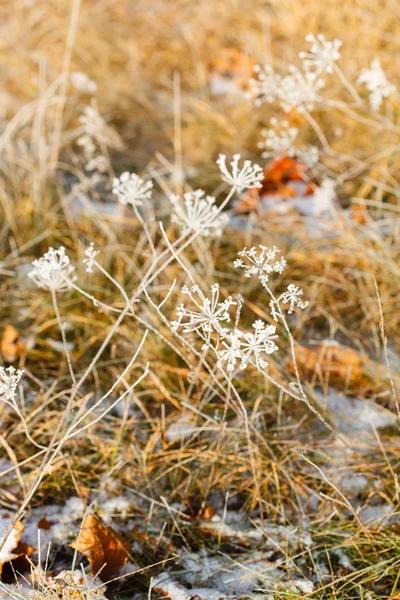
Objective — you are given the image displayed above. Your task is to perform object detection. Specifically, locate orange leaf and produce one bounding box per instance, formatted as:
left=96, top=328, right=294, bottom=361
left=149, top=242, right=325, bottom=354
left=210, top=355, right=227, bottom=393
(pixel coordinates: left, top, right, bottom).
left=288, top=343, right=378, bottom=393
left=70, top=515, right=131, bottom=581
left=0, top=520, right=24, bottom=577
left=1, top=326, right=25, bottom=362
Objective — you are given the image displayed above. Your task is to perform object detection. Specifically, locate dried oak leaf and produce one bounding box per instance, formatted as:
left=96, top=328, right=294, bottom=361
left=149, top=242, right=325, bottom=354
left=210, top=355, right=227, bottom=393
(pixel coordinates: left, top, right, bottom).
left=70, top=515, right=131, bottom=582
left=0, top=326, right=25, bottom=362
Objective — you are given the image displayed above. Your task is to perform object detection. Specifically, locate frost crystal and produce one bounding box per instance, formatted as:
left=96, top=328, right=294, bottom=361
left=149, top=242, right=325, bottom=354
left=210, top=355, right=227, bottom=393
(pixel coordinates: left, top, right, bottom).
left=357, top=59, right=396, bottom=111
left=170, top=190, right=228, bottom=237
left=171, top=284, right=236, bottom=344
left=217, top=154, right=264, bottom=193
left=112, top=172, right=153, bottom=207
left=234, top=246, right=287, bottom=284
left=299, top=34, right=342, bottom=75
left=278, top=284, right=309, bottom=314
left=0, top=366, right=23, bottom=406
left=28, top=246, right=75, bottom=292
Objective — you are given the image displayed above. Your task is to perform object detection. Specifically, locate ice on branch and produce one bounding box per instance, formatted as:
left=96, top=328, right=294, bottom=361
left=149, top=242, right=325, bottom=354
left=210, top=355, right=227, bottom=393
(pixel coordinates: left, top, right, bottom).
left=357, top=59, right=396, bottom=111
left=83, top=243, right=100, bottom=273
left=234, top=246, right=287, bottom=284
left=0, top=366, right=24, bottom=406
left=28, top=246, right=75, bottom=292
left=217, top=154, right=264, bottom=193
left=112, top=172, right=153, bottom=207
left=171, top=284, right=236, bottom=345
left=217, top=321, right=278, bottom=372
left=299, top=34, right=342, bottom=75
left=170, top=190, right=228, bottom=237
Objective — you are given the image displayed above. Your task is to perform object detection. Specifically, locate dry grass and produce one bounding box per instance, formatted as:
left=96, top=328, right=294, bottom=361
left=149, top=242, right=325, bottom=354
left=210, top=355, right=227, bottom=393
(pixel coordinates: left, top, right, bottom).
left=1, top=0, right=400, bottom=598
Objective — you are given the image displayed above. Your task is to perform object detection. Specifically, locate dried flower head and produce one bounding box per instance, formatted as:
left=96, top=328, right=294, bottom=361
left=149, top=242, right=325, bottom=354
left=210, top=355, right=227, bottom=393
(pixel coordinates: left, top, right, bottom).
left=357, top=59, right=396, bottom=111
left=0, top=366, right=24, bottom=407
left=112, top=172, right=153, bottom=207
left=247, top=64, right=282, bottom=106
left=171, top=284, right=236, bottom=345
left=234, top=246, right=287, bottom=284
left=279, top=66, right=324, bottom=113
left=217, top=154, right=264, bottom=193
left=83, top=243, right=100, bottom=273
left=28, top=247, right=75, bottom=292
left=79, top=104, right=122, bottom=150
left=258, top=119, right=299, bottom=158
left=299, top=34, right=342, bottom=75
left=248, top=64, right=324, bottom=113
left=217, top=321, right=278, bottom=372
left=170, top=190, right=228, bottom=237
left=279, top=284, right=309, bottom=314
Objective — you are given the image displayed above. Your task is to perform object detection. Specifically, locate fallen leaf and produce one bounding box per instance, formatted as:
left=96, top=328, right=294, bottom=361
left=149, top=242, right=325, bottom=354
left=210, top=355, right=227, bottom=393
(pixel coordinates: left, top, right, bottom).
left=0, top=326, right=25, bottom=362
left=236, top=156, right=313, bottom=214
left=0, top=519, right=24, bottom=577
left=38, top=515, right=53, bottom=530
left=70, top=515, right=131, bottom=581
left=288, top=342, right=380, bottom=394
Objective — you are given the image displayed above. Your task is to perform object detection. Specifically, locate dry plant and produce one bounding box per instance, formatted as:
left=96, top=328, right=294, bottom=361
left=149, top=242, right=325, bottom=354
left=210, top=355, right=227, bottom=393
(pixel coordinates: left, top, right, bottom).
left=1, top=1, right=400, bottom=599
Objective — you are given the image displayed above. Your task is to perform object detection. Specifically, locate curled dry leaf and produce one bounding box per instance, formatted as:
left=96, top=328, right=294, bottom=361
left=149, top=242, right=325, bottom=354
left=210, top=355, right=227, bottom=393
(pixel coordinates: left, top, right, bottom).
left=70, top=515, right=131, bottom=582
left=0, top=325, right=25, bottom=362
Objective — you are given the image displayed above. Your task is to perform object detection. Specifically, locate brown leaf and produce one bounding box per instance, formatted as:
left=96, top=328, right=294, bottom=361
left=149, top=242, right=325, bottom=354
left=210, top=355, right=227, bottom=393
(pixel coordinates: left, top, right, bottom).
left=1, top=326, right=25, bottom=362
left=70, top=515, right=131, bottom=581
left=38, top=515, right=53, bottom=530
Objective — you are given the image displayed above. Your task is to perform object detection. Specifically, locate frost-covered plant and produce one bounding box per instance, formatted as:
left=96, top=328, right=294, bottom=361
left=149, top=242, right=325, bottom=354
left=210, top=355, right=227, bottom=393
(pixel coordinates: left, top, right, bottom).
left=271, top=284, right=309, bottom=319
left=217, top=154, right=264, bottom=192
left=299, top=34, right=342, bottom=75
left=112, top=171, right=153, bottom=207
left=170, top=190, right=229, bottom=237
left=28, top=247, right=75, bottom=292
left=171, top=284, right=236, bottom=345
left=249, top=64, right=324, bottom=113
left=0, top=366, right=24, bottom=407
left=357, top=59, right=396, bottom=111
left=258, top=119, right=299, bottom=158
left=217, top=321, right=278, bottom=372
left=0, top=367, right=24, bottom=413
left=234, top=246, right=287, bottom=284
left=83, top=243, right=100, bottom=273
